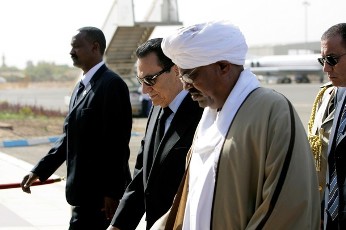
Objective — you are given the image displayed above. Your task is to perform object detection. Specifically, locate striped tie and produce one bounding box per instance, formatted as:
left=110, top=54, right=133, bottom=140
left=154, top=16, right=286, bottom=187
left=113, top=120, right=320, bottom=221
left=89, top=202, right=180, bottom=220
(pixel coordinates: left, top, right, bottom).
left=327, top=164, right=339, bottom=220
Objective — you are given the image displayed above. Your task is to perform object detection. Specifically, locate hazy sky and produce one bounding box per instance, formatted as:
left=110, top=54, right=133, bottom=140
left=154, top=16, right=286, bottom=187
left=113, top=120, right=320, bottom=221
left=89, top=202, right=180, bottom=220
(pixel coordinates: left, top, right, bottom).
left=0, top=0, right=345, bottom=69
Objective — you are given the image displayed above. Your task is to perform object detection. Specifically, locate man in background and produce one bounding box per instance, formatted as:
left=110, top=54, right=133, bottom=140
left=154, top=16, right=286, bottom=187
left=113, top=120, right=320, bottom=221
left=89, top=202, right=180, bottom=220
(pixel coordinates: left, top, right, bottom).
left=318, top=23, right=346, bottom=229
left=21, top=26, right=132, bottom=229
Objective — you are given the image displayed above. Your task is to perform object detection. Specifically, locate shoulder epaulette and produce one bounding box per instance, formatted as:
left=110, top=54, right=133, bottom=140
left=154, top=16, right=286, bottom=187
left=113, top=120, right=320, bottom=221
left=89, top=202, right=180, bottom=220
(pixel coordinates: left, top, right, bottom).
left=320, top=81, right=333, bottom=88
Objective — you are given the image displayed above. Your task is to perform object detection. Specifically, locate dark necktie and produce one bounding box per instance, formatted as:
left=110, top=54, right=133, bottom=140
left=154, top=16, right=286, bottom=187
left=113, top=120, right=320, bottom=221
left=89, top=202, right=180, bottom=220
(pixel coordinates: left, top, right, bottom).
left=153, top=107, right=172, bottom=155
left=328, top=95, right=335, bottom=115
left=327, top=104, right=346, bottom=220
left=74, top=81, right=85, bottom=105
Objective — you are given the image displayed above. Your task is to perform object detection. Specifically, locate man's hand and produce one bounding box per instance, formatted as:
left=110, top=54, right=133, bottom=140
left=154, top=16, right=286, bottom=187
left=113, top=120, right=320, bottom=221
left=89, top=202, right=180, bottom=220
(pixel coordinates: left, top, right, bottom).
left=102, top=196, right=119, bottom=220
left=20, top=172, right=39, bottom=194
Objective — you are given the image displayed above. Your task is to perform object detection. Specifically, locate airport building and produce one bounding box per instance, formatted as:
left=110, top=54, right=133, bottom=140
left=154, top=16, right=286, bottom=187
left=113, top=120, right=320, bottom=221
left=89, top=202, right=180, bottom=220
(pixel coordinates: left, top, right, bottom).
left=248, top=41, right=321, bottom=57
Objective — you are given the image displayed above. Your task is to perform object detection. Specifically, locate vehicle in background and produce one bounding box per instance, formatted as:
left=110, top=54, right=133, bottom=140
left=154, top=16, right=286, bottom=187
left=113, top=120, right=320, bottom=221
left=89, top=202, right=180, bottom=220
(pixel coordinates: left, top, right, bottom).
left=258, top=75, right=292, bottom=84
left=128, top=81, right=152, bottom=117
left=130, top=89, right=152, bottom=117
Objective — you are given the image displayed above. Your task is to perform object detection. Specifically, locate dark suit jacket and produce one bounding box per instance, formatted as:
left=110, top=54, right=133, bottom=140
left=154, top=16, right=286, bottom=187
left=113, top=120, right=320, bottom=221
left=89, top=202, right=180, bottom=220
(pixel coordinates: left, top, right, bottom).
left=111, top=94, right=203, bottom=230
left=31, top=64, right=132, bottom=206
left=326, top=87, right=346, bottom=224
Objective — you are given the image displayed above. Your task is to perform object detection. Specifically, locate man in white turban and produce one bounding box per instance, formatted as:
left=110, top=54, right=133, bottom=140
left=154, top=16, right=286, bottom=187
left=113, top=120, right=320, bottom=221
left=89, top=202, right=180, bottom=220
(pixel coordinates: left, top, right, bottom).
left=160, top=20, right=320, bottom=229
left=162, top=20, right=247, bottom=69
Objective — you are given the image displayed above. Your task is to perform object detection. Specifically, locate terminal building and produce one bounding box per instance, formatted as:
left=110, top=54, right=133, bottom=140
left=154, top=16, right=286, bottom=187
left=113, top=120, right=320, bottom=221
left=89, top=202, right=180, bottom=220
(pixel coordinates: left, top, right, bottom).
left=248, top=41, right=321, bottom=57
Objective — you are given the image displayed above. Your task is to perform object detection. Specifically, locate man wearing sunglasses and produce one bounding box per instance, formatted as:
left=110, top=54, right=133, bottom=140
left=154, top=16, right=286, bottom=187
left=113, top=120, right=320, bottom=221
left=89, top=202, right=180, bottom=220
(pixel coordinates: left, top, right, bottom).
left=319, top=23, right=346, bottom=230
left=107, top=38, right=203, bottom=230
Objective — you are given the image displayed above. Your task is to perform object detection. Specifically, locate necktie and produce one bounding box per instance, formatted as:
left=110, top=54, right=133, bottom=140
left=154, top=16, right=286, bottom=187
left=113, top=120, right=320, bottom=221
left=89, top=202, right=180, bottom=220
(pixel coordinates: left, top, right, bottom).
left=336, top=104, right=346, bottom=142
left=328, top=94, right=335, bottom=115
left=74, top=81, right=85, bottom=105
left=327, top=104, right=346, bottom=220
left=153, top=107, right=172, bottom=155
left=158, top=107, right=173, bottom=140
left=327, top=164, right=339, bottom=220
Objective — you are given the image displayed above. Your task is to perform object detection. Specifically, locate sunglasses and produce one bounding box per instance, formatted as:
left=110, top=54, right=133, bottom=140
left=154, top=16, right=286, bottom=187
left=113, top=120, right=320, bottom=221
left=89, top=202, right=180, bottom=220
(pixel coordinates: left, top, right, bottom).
left=136, top=65, right=173, bottom=86
left=317, top=52, right=346, bottom=67
left=179, top=67, right=198, bottom=84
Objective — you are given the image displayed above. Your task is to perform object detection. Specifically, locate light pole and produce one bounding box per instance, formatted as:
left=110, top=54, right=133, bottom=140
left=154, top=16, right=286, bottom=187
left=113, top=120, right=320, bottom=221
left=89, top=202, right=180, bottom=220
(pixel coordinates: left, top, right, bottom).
left=302, top=1, right=310, bottom=50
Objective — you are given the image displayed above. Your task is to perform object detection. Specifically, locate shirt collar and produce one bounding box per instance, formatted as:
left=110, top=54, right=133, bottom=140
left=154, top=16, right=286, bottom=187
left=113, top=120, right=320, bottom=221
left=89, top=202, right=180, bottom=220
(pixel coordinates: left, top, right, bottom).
left=80, top=61, right=105, bottom=86
left=167, top=90, right=188, bottom=114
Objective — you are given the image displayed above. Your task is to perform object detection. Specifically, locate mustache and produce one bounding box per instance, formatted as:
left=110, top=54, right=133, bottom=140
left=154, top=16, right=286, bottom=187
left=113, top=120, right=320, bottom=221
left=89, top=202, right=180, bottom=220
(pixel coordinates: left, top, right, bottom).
left=71, top=54, right=78, bottom=59
left=188, top=88, right=200, bottom=94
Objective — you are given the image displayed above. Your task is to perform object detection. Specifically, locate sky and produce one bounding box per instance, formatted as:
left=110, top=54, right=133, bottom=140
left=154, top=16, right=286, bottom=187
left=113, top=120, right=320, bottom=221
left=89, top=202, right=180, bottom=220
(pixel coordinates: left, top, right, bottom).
left=0, top=0, right=345, bottom=69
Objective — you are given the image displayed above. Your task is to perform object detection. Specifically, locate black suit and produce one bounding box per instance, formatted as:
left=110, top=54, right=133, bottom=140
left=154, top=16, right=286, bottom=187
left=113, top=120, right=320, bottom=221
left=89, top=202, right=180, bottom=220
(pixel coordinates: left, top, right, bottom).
left=31, top=64, right=132, bottom=228
left=111, top=93, right=203, bottom=230
left=325, top=87, right=346, bottom=229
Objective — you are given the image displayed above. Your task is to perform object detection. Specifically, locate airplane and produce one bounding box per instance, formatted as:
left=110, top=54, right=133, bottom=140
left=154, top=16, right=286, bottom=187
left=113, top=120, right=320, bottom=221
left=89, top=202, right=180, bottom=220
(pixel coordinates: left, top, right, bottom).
left=244, top=54, right=324, bottom=83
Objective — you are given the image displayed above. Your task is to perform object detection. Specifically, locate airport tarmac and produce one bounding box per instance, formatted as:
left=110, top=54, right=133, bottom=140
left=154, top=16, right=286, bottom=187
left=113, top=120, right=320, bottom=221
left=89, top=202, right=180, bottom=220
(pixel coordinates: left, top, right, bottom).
left=1, top=82, right=321, bottom=173
left=0, top=82, right=322, bottom=229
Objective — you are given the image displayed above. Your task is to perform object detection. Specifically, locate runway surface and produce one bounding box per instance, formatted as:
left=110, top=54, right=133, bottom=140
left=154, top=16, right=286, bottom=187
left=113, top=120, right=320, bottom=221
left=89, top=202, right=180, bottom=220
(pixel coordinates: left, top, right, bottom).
left=0, top=82, right=322, bottom=229
left=0, top=82, right=322, bottom=174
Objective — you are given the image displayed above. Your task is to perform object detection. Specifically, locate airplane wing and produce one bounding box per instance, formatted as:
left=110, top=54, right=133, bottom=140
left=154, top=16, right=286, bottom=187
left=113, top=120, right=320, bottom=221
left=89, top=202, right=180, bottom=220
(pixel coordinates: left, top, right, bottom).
left=248, top=65, right=322, bottom=75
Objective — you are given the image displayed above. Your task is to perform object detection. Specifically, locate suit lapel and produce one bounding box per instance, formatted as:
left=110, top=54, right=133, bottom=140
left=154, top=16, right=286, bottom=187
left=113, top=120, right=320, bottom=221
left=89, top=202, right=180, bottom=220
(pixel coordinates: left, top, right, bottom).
left=150, top=95, right=199, bottom=172
left=71, top=83, right=91, bottom=110
left=69, top=65, right=107, bottom=112
left=69, top=83, right=80, bottom=111
left=328, top=88, right=346, bottom=156
left=143, top=107, right=161, bottom=180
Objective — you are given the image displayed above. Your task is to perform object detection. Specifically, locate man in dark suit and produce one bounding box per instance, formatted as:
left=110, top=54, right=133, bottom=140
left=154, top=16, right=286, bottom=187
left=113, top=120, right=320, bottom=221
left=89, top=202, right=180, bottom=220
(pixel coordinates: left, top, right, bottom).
left=107, top=38, right=203, bottom=230
left=21, top=27, right=132, bottom=230
left=319, top=23, right=346, bottom=229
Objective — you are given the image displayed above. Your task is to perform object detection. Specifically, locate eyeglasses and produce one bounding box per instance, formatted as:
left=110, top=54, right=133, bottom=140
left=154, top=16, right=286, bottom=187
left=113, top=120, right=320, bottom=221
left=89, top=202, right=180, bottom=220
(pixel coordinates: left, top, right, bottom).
left=179, top=67, right=198, bottom=84
left=317, top=52, right=346, bottom=67
left=136, top=65, right=173, bottom=86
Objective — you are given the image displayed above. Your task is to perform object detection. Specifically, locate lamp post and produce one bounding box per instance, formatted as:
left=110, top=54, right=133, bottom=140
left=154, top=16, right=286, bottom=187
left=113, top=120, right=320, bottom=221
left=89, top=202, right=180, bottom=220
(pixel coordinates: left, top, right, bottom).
left=303, top=1, right=310, bottom=51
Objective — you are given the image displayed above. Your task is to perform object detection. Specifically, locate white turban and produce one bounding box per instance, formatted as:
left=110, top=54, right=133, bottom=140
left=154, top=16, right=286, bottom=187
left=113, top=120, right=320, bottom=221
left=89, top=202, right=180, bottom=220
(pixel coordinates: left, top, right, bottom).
left=161, top=20, right=248, bottom=69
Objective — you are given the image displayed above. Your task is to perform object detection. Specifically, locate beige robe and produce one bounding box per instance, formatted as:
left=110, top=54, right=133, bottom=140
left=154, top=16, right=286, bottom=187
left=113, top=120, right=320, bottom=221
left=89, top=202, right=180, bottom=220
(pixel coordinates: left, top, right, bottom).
left=210, top=88, right=320, bottom=229
left=165, top=88, right=320, bottom=230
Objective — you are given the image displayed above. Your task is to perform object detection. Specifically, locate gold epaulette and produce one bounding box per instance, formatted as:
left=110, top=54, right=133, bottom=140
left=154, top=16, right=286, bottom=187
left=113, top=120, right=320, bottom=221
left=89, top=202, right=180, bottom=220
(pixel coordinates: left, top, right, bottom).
left=308, top=85, right=329, bottom=171
left=320, top=81, right=333, bottom=88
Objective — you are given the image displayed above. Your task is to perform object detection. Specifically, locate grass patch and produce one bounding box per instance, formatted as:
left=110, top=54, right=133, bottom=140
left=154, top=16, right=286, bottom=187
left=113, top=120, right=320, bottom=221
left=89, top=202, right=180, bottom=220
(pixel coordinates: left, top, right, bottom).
left=0, top=101, right=66, bottom=119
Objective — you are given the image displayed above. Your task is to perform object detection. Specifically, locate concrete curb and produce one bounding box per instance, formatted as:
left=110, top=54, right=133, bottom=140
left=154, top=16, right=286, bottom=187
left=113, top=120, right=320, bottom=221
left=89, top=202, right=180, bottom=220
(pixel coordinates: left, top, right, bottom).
left=0, top=132, right=141, bottom=148
left=0, top=136, right=61, bottom=148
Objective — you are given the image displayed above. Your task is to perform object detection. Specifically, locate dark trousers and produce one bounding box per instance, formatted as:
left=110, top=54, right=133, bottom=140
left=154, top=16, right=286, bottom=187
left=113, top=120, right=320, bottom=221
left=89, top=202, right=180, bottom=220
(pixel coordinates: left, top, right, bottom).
left=69, top=206, right=110, bottom=230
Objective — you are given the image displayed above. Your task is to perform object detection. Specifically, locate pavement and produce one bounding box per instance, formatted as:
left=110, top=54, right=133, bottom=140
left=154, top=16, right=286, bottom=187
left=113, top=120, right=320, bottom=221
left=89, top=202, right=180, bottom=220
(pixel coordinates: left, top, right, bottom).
left=0, top=152, right=70, bottom=230
left=0, top=119, right=146, bottom=230
left=0, top=83, right=320, bottom=229
left=0, top=150, right=147, bottom=230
